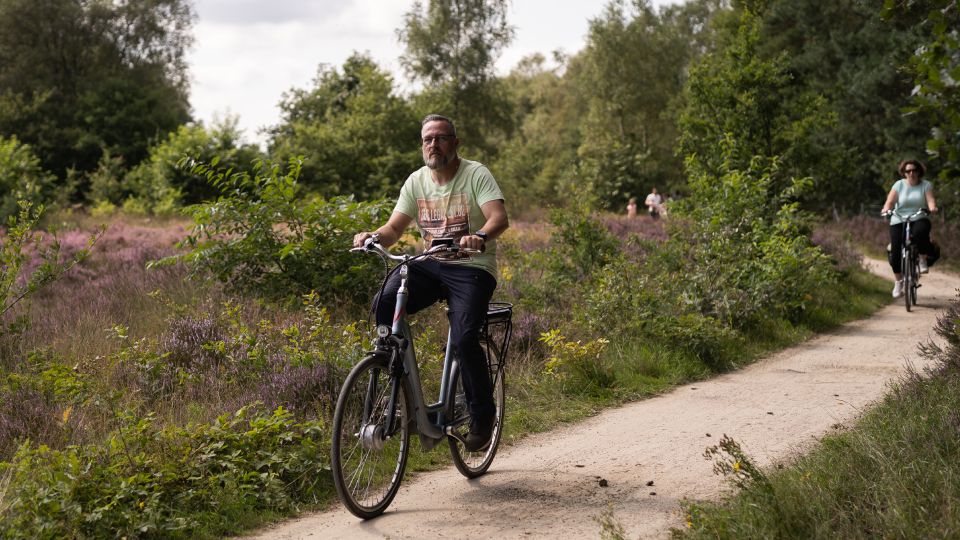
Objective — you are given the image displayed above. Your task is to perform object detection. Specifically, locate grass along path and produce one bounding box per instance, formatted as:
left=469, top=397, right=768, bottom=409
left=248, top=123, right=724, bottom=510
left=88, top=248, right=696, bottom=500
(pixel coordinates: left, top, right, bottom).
left=242, top=257, right=953, bottom=539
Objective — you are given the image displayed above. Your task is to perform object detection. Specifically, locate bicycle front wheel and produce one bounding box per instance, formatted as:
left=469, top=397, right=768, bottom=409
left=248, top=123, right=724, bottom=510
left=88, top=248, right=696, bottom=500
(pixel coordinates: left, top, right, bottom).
left=910, top=250, right=920, bottom=306
left=331, top=354, right=410, bottom=519
left=448, top=342, right=505, bottom=478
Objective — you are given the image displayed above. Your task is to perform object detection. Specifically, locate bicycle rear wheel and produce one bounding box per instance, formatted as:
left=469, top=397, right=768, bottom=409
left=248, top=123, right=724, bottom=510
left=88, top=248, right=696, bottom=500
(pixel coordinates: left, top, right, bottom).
left=902, top=248, right=912, bottom=312
left=448, top=342, right=505, bottom=478
left=331, top=354, right=410, bottom=519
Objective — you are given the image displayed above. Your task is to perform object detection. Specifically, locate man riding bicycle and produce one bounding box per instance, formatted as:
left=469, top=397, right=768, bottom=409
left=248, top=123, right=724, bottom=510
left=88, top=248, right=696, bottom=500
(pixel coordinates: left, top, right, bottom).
left=353, top=114, right=509, bottom=452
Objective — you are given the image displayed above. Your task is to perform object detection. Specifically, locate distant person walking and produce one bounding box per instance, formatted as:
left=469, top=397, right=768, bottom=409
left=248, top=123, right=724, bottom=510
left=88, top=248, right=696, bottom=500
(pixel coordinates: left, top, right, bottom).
left=626, top=197, right=638, bottom=218
left=645, top=187, right=663, bottom=219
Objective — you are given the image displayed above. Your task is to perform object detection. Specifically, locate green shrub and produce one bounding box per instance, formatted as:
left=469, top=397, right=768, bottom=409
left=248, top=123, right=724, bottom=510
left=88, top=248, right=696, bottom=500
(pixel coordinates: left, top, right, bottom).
left=157, top=158, right=391, bottom=303
left=121, top=118, right=264, bottom=214
left=493, top=207, right=622, bottom=362
left=0, top=350, right=87, bottom=459
left=106, top=293, right=365, bottom=413
left=0, top=202, right=99, bottom=334
left=0, top=406, right=330, bottom=539
left=85, top=150, right=126, bottom=208
left=89, top=200, right=117, bottom=218
left=540, top=329, right=612, bottom=385
left=548, top=204, right=620, bottom=281
left=0, top=136, right=56, bottom=222
left=267, top=53, right=420, bottom=200
left=668, top=148, right=835, bottom=328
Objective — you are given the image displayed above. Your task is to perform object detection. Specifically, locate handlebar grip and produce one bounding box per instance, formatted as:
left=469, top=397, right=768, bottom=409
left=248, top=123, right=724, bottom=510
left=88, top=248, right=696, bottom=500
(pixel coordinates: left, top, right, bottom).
left=363, top=233, right=380, bottom=247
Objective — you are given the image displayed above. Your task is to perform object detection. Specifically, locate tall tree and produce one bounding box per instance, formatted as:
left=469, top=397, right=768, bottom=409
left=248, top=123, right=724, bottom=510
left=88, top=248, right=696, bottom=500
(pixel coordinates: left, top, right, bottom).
left=492, top=53, right=585, bottom=209
left=267, top=54, right=420, bottom=200
left=397, top=0, right=515, bottom=158
left=574, top=0, right=725, bottom=208
left=0, top=0, right=193, bottom=186
left=756, top=0, right=932, bottom=212
left=888, top=0, right=960, bottom=218
left=677, top=2, right=836, bottom=204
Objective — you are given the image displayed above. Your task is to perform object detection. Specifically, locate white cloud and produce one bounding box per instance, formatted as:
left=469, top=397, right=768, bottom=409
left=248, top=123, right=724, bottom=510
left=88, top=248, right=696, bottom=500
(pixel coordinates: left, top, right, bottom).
left=186, top=0, right=676, bottom=147
left=194, top=0, right=351, bottom=24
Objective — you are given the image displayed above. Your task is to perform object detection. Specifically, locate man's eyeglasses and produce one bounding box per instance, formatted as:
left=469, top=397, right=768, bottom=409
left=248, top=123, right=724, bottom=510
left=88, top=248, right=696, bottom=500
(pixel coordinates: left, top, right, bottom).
left=422, top=135, right=454, bottom=146
left=905, top=168, right=919, bottom=174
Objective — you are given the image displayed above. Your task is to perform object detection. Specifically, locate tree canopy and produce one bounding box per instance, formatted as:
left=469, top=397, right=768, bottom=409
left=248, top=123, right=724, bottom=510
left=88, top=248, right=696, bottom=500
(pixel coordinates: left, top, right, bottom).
left=267, top=54, right=421, bottom=200
left=0, top=0, right=951, bottom=216
left=0, top=0, right=193, bottom=188
left=398, top=0, right=516, bottom=158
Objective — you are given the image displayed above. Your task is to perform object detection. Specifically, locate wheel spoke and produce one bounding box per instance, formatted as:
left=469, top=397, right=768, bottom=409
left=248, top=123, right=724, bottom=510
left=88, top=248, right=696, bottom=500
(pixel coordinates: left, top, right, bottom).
left=332, top=355, right=410, bottom=518
left=449, top=341, right=506, bottom=478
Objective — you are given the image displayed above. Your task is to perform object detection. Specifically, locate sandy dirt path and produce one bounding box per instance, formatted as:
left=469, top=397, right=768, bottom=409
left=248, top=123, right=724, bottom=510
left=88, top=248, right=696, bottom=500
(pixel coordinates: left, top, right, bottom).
left=246, top=258, right=958, bottom=540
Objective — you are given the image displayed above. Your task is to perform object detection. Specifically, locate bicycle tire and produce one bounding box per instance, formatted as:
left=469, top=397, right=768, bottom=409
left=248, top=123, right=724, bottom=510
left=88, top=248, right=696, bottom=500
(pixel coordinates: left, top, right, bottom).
left=910, top=249, right=920, bottom=307
left=902, top=247, right=912, bottom=312
left=331, top=354, right=410, bottom=519
left=448, top=341, right=505, bottom=478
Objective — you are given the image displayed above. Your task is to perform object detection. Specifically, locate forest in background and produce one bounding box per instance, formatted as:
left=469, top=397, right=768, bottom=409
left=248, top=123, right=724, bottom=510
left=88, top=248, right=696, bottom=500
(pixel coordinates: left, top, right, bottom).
left=1, top=0, right=957, bottom=220
left=1, top=0, right=959, bottom=537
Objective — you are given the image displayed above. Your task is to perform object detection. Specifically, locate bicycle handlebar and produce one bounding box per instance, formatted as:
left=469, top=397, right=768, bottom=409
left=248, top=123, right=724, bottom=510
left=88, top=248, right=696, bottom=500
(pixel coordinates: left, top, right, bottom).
left=350, top=237, right=482, bottom=264
left=882, top=208, right=928, bottom=221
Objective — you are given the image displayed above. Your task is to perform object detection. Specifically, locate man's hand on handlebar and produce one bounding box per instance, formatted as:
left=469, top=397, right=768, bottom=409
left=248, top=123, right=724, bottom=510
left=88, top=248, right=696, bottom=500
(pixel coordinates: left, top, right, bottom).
left=459, top=234, right=485, bottom=251
left=353, top=232, right=379, bottom=248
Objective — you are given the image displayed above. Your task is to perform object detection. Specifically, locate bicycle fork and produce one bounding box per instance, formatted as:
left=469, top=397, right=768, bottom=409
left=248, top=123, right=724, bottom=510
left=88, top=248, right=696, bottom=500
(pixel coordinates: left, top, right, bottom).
left=903, top=223, right=921, bottom=289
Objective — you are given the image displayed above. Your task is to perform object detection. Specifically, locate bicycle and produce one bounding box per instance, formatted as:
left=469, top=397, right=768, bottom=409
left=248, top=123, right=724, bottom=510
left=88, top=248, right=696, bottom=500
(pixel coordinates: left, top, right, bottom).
left=883, top=208, right=928, bottom=312
left=330, top=237, right=513, bottom=519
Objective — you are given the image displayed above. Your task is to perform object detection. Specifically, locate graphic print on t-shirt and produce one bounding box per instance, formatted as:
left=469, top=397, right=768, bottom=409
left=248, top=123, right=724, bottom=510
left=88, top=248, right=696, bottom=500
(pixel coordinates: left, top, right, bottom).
left=416, top=193, right=469, bottom=243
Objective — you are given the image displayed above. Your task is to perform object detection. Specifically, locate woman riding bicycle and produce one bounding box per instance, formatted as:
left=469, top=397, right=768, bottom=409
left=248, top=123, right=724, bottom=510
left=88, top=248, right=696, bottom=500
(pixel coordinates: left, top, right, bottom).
left=881, top=159, right=938, bottom=298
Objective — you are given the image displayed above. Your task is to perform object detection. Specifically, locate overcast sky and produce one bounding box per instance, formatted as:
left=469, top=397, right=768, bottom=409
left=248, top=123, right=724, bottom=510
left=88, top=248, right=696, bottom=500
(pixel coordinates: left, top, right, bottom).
left=186, top=0, right=675, bottom=146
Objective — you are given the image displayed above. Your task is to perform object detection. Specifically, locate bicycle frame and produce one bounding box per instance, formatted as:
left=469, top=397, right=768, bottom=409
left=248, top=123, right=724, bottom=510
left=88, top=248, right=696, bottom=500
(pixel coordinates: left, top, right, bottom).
left=888, top=208, right=927, bottom=269
left=361, top=241, right=472, bottom=451
left=333, top=240, right=513, bottom=517
left=885, top=208, right=928, bottom=311
left=903, top=218, right=914, bottom=257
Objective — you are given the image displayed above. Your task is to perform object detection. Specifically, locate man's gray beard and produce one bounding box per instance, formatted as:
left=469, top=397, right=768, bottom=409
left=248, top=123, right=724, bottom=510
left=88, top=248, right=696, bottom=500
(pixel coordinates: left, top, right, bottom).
left=424, top=153, right=450, bottom=170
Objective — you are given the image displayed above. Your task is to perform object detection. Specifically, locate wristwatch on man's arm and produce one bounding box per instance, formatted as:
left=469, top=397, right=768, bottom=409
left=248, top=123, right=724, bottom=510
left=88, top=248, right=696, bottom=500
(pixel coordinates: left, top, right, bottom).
left=474, top=230, right=488, bottom=243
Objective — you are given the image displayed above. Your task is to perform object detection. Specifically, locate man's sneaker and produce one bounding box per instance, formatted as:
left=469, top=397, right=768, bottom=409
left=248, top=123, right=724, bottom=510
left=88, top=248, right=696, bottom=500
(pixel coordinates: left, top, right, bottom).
left=464, top=415, right=495, bottom=452
left=892, top=279, right=904, bottom=298
left=919, top=257, right=929, bottom=273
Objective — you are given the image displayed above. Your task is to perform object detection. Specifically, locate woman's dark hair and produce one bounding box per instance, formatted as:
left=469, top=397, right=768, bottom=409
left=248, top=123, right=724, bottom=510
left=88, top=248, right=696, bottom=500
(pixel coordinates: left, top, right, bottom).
left=898, top=159, right=926, bottom=178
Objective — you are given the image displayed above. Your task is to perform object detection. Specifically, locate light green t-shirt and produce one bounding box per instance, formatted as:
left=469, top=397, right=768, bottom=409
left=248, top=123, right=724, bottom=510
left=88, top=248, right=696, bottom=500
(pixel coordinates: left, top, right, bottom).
left=890, top=178, right=933, bottom=225
left=394, top=158, right=504, bottom=278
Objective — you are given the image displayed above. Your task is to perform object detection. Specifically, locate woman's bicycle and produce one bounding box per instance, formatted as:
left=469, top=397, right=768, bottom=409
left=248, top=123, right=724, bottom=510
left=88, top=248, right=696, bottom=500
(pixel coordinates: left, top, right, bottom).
left=884, top=208, right=928, bottom=312
left=331, top=238, right=513, bottom=519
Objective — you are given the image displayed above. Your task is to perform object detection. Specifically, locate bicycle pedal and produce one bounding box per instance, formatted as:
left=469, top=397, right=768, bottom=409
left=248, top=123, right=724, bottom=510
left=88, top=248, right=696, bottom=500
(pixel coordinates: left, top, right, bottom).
left=444, top=426, right=468, bottom=446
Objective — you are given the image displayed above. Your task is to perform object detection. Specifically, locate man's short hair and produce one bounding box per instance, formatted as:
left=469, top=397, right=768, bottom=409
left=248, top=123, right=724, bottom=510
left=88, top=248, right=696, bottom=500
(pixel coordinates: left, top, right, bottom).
left=421, top=114, right=457, bottom=137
